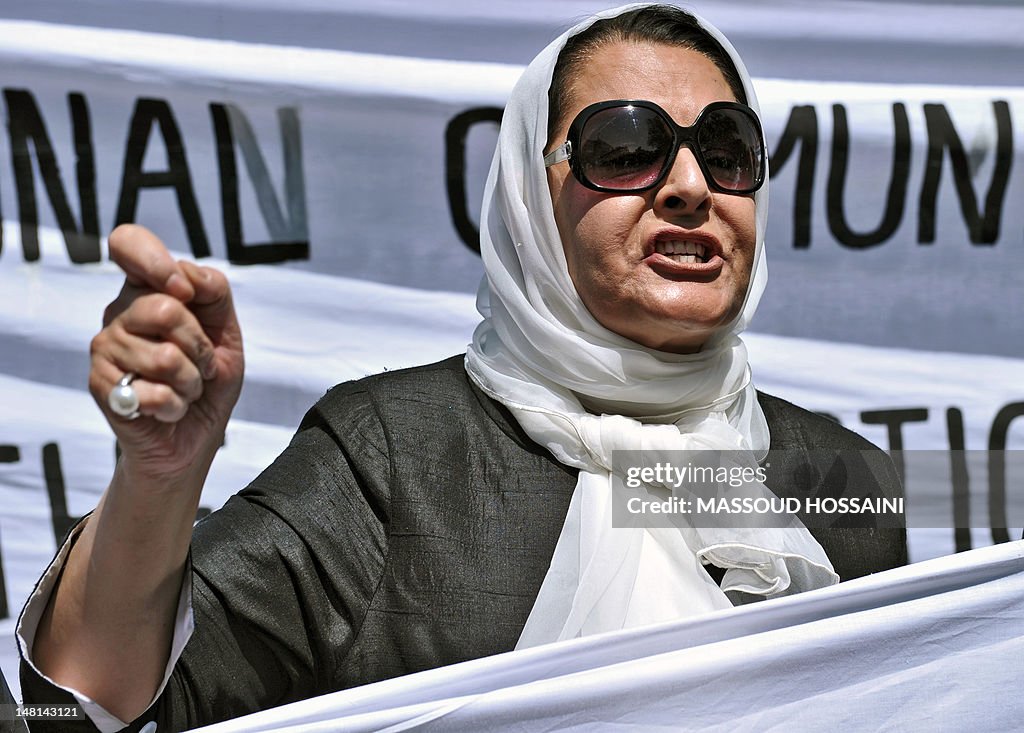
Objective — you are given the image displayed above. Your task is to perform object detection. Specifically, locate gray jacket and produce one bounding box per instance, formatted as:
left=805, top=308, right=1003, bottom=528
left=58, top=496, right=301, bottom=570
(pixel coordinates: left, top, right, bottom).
left=21, top=355, right=906, bottom=732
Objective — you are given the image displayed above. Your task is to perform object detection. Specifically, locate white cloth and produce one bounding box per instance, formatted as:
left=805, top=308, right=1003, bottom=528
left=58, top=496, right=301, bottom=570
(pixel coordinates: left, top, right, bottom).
left=465, top=3, right=837, bottom=648
left=16, top=520, right=195, bottom=733
left=186, top=540, right=1024, bottom=733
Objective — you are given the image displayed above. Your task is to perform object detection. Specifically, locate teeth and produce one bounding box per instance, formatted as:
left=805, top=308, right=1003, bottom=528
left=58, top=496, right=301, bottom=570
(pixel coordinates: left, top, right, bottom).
left=655, top=240, right=708, bottom=261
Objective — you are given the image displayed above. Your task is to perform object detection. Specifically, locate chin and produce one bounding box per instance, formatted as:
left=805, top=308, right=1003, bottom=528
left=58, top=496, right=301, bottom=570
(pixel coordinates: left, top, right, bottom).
left=619, top=319, right=711, bottom=354
left=636, top=308, right=739, bottom=353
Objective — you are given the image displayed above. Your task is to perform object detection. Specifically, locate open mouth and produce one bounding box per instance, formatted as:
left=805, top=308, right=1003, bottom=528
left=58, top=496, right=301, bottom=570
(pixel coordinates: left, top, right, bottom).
left=653, top=240, right=709, bottom=264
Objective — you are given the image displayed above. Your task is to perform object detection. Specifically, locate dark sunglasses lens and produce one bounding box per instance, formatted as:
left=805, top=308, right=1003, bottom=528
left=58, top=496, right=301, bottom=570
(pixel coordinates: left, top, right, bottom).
left=578, top=106, right=671, bottom=189
left=697, top=108, right=764, bottom=191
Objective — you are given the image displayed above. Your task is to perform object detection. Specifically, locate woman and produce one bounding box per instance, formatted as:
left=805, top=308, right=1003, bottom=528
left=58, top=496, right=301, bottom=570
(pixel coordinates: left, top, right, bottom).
left=19, top=4, right=906, bottom=731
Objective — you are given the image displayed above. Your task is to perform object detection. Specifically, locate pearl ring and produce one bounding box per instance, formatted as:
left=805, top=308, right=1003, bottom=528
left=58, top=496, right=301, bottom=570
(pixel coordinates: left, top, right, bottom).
left=108, top=372, right=141, bottom=420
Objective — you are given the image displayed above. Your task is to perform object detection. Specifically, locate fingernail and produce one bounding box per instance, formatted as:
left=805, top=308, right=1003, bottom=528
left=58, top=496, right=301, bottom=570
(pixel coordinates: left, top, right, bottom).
left=203, top=359, right=218, bottom=381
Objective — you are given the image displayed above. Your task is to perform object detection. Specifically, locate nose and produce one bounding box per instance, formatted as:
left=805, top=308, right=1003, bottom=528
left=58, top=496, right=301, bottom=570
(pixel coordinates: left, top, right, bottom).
left=652, top=145, right=712, bottom=218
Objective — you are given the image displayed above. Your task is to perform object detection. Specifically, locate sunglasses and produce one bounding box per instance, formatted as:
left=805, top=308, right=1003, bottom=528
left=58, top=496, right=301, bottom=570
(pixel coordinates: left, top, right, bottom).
left=544, top=99, right=766, bottom=195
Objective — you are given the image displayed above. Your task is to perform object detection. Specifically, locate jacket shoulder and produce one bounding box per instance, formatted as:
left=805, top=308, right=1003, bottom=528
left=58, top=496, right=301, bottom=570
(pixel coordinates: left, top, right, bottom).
left=757, top=390, right=880, bottom=452
left=320, top=354, right=471, bottom=406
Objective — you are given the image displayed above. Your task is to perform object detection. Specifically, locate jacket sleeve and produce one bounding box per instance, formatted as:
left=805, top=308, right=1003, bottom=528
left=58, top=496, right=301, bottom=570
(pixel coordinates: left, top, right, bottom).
left=20, top=382, right=391, bottom=732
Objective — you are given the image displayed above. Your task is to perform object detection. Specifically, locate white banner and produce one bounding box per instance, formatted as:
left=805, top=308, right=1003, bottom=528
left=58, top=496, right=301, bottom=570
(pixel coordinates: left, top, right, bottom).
left=189, top=540, right=1024, bottom=733
left=1, top=0, right=1022, bottom=707
left=0, top=16, right=1021, bottom=354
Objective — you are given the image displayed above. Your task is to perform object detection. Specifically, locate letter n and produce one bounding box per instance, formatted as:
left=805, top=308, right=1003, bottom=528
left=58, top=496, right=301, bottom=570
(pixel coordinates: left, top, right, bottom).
left=768, top=105, right=818, bottom=248
left=210, top=103, right=309, bottom=264
left=114, top=98, right=210, bottom=257
left=4, top=89, right=99, bottom=262
left=918, top=101, right=1012, bottom=244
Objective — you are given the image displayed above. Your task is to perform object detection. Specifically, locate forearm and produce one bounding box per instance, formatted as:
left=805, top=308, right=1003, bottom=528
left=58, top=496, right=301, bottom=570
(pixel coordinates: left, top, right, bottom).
left=21, top=224, right=243, bottom=726
left=31, top=454, right=213, bottom=721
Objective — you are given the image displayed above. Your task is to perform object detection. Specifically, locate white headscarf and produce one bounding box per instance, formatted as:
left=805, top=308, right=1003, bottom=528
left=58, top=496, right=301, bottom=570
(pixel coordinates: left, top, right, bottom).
left=465, top=3, right=837, bottom=648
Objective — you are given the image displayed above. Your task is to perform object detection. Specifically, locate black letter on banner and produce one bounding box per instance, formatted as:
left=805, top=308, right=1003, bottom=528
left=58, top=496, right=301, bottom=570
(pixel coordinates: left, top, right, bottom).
left=988, top=402, right=1024, bottom=545
left=946, top=408, right=971, bottom=552
left=445, top=107, right=503, bottom=254
left=114, top=98, right=210, bottom=257
left=210, top=103, right=309, bottom=264
left=0, top=445, right=18, bottom=619
left=4, top=89, right=100, bottom=262
left=860, top=408, right=929, bottom=484
left=918, top=101, right=1012, bottom=244
left=769, top=105, right=818, bottom=249
left=827, top=103, right=911, bottom=248
left=42, top=443, right=82, bottom=545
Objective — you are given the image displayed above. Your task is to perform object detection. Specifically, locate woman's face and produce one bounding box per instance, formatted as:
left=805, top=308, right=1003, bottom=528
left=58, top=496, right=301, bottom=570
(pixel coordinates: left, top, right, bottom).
left=546, top=41, right=757, bottom=354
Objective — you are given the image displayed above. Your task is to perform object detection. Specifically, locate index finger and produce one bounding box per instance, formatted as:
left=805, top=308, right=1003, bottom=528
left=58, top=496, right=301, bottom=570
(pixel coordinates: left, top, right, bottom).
left=108, top=224, right=195, bottom=302
left=177, top=260, right=236, bottom=334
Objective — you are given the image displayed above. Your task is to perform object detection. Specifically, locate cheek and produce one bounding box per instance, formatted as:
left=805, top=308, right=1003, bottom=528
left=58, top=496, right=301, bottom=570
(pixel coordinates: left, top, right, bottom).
left=724, top=197, right=758, bottom=270
left=565, top=194, right=641, bottom=254
left=565, top=209, right=642, bottom=302
left=728, top=199, right=758, bottom=314
left=548, top=168, right=578, bottom=272
left=551, top=178, right=609, bottom=279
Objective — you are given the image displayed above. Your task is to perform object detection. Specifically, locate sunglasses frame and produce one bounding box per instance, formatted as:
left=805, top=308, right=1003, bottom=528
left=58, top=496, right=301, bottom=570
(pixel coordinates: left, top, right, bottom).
left=544, top=99, right=767, bottom=195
